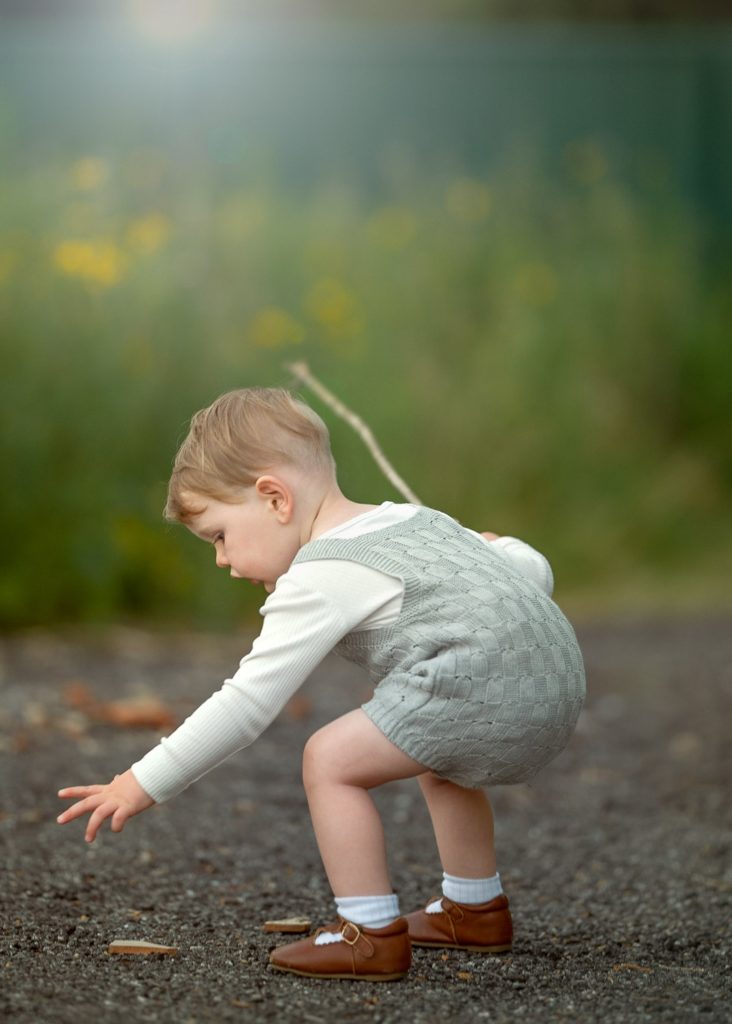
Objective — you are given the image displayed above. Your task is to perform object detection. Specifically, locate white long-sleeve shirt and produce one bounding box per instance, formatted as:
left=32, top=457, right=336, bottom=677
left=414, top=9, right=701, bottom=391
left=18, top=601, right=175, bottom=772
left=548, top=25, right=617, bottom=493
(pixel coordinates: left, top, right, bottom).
left=131, top=502, right=554, bottom=803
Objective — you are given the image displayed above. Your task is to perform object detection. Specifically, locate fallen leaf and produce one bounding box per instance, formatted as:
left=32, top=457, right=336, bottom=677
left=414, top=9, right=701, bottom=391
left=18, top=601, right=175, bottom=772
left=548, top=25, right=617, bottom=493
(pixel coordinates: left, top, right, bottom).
left=457, top=970, right=473, bottom=981
left=263, top=917, right=311, bottom=934
left=94, top=697, right=176, bottom=730
left=63, top=682, right=175, bottom=730
left=107, top=939, right=177, bottom=956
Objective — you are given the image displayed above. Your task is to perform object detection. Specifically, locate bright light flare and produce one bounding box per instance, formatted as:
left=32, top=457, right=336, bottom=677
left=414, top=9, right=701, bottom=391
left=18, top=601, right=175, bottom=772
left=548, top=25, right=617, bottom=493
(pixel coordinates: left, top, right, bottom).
left=130, top=0, right=217, bottom=46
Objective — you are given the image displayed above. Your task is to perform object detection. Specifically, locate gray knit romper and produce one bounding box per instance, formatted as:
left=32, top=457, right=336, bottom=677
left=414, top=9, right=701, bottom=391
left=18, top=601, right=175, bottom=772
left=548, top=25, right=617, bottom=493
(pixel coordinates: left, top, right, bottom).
left=292, top=506, right=586, bottom=788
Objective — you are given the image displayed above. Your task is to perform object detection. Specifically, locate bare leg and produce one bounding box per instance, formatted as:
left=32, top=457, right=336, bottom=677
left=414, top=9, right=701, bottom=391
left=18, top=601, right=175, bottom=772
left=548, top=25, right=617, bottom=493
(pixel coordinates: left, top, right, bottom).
left=417, top=772, right=497, bottom=878
left=302, top=709, right=429, bottom=897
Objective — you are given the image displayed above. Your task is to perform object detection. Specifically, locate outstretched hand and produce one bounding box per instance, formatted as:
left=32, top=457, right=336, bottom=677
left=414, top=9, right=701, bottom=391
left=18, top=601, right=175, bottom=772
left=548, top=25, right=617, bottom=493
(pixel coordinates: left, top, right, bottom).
left=57, top=769, right=155, bottom=843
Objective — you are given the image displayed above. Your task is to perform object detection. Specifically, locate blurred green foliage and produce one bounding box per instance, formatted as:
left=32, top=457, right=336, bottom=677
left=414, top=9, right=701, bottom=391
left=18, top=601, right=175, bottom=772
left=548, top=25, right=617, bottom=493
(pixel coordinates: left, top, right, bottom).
left=1, top=142, right=730, bottom=628
left=2, top=1, right=729, bottom=24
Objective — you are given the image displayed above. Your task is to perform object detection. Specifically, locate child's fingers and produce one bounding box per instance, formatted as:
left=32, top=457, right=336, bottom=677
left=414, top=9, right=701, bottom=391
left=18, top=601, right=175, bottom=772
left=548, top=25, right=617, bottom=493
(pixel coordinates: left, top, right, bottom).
left=57, top=786, right=103, bottom=802
left=84, top=801, right=117, bottom=843
left=56, top=793, right=104, bottom=824
left=110, top=806, right=130, bottom=833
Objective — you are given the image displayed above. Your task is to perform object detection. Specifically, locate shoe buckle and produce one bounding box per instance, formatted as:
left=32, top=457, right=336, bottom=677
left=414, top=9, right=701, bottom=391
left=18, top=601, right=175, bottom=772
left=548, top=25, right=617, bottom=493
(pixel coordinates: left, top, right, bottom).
left=340, top=921, right=362, bottom=946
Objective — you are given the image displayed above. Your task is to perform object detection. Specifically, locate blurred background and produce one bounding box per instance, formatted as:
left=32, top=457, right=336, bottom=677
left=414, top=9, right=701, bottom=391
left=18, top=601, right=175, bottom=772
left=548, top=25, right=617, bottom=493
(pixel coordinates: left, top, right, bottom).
left=1, top=0, right=730, bottom=630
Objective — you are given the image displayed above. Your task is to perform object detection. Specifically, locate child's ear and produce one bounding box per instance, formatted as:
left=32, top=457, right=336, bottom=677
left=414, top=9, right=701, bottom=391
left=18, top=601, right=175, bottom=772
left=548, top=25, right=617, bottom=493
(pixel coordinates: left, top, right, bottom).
left=254, top=476, right=293, bottom=521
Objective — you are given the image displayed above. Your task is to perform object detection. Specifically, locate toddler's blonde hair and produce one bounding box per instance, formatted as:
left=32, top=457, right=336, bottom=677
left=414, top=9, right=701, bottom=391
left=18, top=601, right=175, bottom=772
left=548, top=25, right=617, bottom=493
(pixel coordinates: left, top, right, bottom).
left=165, top=388, right=336, bottom=522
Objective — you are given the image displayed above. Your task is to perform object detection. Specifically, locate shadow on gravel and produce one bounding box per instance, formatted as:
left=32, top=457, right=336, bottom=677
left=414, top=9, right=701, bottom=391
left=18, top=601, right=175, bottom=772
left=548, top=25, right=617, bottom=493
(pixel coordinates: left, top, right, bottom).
left=1, top=616, right=730, bottom=1023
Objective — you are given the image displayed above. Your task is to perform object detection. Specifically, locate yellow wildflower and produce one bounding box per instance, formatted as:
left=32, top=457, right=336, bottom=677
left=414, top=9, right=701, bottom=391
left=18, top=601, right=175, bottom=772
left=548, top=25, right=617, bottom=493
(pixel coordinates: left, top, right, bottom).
left=366, top=206, right=416, bottom=250
left=304, top=278, right=363, bottom=340
left=446, top=178, right=492, bottom=223
left=249, top=307, right=305, bottom=349
left=53, top=239, right=127, bottom=287
left=70, top=158, right=110, bottom=191
left=126, top=213, right=171, bottom=254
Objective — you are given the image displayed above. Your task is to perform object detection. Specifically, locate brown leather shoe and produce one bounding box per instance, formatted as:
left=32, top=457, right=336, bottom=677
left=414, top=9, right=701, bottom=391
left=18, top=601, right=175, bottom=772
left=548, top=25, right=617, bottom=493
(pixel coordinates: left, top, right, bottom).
left=405, top=894, right=513, bottom=953
left=268, top=916, right=411, bottom=981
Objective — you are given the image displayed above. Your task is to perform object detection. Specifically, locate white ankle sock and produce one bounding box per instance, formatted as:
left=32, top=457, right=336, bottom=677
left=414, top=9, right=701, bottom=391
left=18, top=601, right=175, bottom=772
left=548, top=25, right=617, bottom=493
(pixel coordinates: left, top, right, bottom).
left=438, top=871, right=503, bottom=907
left=314, top=893, right=401, bottom=946
left=336, top=893, right=400, bottom=929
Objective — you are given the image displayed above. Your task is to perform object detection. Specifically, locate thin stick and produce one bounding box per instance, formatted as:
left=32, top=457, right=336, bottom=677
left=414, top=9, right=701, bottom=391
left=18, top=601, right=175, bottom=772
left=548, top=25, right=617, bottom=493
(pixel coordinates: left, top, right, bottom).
left=285, top=361, right=423, bottom=506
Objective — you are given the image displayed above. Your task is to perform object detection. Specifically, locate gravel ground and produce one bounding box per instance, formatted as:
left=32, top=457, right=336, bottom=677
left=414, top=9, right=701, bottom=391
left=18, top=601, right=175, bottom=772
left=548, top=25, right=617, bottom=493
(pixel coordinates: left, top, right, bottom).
left=1, top=615, right=730, bottom=1023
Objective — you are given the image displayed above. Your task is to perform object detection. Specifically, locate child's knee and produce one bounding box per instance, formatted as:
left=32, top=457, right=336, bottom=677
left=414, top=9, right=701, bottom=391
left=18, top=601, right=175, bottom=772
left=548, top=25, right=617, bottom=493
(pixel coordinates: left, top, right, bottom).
left=302, top=726, right=333, bottom=789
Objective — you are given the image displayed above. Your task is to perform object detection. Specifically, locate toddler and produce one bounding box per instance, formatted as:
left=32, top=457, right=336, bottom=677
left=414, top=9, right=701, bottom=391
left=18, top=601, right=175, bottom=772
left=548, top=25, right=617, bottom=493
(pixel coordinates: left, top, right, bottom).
left=57, top=387, right=586, bottom=981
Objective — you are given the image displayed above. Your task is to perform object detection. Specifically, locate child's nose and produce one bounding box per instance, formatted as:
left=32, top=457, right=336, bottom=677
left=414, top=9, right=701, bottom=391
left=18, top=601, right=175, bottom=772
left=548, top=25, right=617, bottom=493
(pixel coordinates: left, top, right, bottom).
left=215, top=549, right=229, bottom=568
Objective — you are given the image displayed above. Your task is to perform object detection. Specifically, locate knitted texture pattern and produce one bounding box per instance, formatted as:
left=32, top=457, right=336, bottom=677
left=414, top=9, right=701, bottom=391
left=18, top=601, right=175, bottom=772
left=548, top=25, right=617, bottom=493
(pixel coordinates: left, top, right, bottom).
left=293, top=507, right=586, bottom=787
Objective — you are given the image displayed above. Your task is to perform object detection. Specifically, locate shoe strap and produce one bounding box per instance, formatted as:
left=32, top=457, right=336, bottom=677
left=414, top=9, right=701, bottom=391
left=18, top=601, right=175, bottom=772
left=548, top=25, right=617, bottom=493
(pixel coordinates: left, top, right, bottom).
left=340, top=920, right=375, bottom=958
left=440, top=898, right=465, bottom=923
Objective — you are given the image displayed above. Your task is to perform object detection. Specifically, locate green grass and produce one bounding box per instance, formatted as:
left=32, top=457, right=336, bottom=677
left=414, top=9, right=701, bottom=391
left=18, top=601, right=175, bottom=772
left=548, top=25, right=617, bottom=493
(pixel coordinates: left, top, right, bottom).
left=1, top=150, right=730, bottom=627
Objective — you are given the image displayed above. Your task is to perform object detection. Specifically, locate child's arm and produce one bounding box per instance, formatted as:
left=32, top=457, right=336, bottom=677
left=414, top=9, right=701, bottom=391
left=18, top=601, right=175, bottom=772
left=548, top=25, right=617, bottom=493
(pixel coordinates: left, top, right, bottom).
left=56, top=579, right=358, bottom=835
left=479, top=531, right=554, bottom=596
left=57, top=768, right=155, bottom=843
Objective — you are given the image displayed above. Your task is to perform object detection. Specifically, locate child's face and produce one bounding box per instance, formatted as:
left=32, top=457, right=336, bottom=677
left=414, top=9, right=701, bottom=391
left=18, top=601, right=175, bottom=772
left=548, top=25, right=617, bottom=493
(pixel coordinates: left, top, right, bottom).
left=185, top=484, right=301, bottom=594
